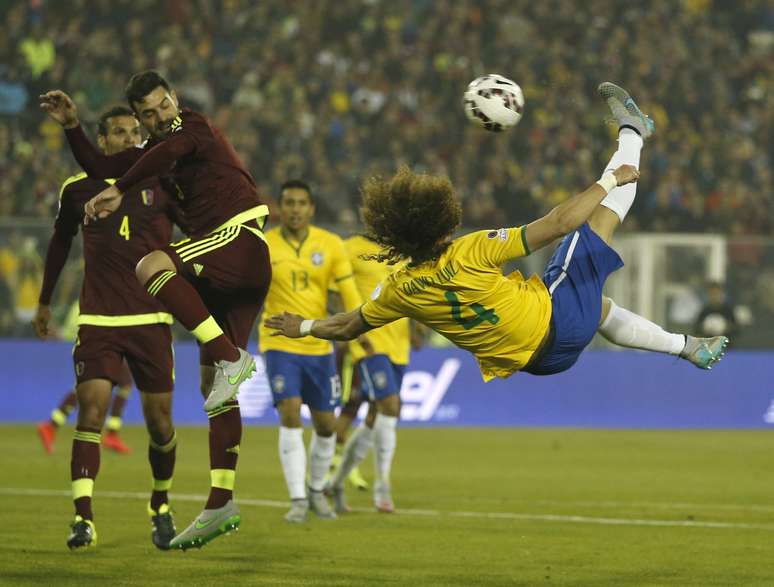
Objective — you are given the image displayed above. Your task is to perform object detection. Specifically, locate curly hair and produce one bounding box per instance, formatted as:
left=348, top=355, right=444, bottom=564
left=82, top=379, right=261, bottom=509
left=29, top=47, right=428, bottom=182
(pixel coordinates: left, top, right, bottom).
left=361, top=166, right=462, bottom=265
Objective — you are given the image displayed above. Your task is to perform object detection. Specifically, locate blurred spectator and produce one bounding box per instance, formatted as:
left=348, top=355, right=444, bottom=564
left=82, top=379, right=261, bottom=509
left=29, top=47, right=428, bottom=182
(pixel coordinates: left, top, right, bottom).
left=0, top=0, right=768, bottom=233
left=18, top=22, right=56, bottom=79
left=694, top=281, right=739, bottom=338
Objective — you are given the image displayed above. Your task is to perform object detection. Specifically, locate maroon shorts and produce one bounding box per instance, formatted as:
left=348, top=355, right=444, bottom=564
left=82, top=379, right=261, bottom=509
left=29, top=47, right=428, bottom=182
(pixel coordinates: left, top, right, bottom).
left=165, top=223, right=272, bottom=365
left=74, top=324, right=174, bottom=393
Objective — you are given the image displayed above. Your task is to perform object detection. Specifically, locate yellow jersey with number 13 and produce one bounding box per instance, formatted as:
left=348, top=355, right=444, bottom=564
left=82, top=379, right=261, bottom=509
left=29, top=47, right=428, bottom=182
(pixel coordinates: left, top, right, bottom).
left=345, top=235, right=410, bottom=366
left=260, top=225, right=362, bottom=356
left=360, top=227, right=551, bottom=381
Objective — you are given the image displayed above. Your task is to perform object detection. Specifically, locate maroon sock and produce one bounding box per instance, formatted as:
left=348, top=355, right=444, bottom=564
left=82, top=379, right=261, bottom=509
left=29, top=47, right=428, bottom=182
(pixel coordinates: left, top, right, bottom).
left=206, top=401, right=242, bottom=509
left=148, top=431, right=177, bottom=511
left=71, top=426, right=101, bottom=520
left=146, top=270, right=238, bottom=362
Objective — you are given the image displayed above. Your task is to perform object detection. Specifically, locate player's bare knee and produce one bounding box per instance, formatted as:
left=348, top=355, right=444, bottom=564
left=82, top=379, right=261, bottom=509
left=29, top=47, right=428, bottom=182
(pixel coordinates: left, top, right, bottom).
left=588, top=206, right=619, bottom=245
left=311, top=410, right=336, bottom=436
left=314, top=423, right=336, bottom=437
left=136, top=250, right=174, bottom=286
left=277, top=398, right=302, bottom=428
left=147, top=420, right=173, bottom=446
left=144, top=408, right=173, bottom=439
left=377, top=394, right=400, bottom=418
left=140, top=393, right=173, bottom=439
left=76, top=403, right=106, bottom=429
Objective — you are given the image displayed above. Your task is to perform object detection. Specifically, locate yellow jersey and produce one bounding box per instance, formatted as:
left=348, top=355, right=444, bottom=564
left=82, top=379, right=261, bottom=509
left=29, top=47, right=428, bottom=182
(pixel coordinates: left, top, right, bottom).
left=260, top=225, right=362, bottom=355
left=345, top=235, right=410, bottom=365
left=360, top=227, right=551, bottom=381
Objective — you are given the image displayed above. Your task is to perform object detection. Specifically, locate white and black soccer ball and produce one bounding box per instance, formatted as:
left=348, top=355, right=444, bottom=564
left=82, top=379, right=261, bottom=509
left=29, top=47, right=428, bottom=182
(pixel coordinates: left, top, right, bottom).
left=464, top=74, right=525, bottom=132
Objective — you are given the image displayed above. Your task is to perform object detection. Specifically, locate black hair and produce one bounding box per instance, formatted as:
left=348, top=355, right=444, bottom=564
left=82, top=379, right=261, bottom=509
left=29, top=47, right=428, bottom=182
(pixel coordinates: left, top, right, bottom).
left=125, top=70, right=172, bottom=109
left=279, top=179, right=314, bottom=204
left=97, top=105, right=136, bottom=136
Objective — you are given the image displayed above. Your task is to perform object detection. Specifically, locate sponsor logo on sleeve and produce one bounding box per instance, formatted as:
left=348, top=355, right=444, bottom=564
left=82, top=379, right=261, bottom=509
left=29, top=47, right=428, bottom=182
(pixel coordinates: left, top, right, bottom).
left=488, top=228, right=508, bottom=241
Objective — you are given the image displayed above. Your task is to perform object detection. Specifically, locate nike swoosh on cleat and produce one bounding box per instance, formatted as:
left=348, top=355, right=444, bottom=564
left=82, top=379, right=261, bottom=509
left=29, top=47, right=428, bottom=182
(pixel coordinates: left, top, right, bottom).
left=228, top=360, right=254, bottom=385
left=194, top=518, right=215, bottom=530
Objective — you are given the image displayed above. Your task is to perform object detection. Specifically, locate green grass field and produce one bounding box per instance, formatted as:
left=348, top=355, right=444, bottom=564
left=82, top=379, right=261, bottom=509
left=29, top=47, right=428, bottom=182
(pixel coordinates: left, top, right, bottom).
left=1, top=424, right=773, bottom=586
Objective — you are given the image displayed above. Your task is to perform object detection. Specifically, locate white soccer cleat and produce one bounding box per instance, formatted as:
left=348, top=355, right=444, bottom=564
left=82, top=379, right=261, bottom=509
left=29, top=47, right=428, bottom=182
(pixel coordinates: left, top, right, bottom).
left=326, top=482, right=351, bottom=514
left=308, top=488, right=337, bottom=519
left=203, top=348, right=256, bottom=411
left=284, top=498, right=309, bottom=524
left=374, top=481, right=395, bottom=514
left=169, top=500, right=240, bottom=550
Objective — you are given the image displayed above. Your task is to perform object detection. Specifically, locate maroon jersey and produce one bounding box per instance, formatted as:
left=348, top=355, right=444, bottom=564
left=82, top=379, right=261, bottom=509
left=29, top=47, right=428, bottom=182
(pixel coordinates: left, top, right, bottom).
left=39, top=172, right=179, bottom=321
left=66, top=108, right=264, bottom=238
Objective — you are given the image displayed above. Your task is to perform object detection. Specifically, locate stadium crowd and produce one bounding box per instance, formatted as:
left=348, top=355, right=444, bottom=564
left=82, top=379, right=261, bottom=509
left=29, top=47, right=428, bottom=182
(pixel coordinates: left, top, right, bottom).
left=0, top=0, right=772, bottom=336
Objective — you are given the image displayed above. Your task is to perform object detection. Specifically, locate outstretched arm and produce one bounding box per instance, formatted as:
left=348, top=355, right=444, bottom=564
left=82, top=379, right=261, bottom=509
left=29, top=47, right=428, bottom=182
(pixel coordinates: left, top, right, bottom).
left=265, top=309, right=371, bottom=341
left=523, top=164, right=639, bottom=252
left=114, top=133, right=197, bottom=194
left=40, top=91, right=141, bottom=178
left=84, top=134, right=198, bottom=222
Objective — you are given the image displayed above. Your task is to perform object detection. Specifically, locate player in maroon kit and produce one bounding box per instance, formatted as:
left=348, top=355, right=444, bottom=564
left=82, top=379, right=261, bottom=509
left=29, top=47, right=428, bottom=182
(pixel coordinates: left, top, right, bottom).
left=34, top=105, right=181, bottom=550
left=41, top=70, right=272, bottom=550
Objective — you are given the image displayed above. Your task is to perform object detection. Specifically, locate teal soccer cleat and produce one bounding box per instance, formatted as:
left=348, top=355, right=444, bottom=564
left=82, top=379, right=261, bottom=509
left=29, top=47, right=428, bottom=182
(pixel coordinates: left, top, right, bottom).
left=598, top=82, right=655, bottom=139
left=680, top=335, right=729, bottom=370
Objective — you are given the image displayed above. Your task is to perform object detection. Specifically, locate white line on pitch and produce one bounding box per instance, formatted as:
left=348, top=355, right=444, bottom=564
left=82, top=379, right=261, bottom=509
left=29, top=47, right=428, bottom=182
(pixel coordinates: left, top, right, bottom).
left=1, top=487, right=772, bottom=531
left=532, top=499, right=774, bottom=513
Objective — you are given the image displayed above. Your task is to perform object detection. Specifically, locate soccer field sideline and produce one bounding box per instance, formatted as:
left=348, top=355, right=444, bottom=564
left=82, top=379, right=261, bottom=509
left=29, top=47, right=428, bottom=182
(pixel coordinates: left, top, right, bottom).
left=3, top=487, right=773, bottom=532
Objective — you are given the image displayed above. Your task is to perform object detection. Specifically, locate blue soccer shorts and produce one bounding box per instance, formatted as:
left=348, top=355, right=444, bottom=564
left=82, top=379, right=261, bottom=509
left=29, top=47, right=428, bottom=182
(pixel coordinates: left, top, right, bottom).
left=264, top=350, right=341, bottom=411
left=524, top=223, right=624, bottom=375
left=357, top=354, right=406, bottom=401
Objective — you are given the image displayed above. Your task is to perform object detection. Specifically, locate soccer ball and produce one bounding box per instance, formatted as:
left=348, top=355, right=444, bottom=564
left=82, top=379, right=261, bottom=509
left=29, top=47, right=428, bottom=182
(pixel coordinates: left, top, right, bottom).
left=464, top=74, right=525, bottom=132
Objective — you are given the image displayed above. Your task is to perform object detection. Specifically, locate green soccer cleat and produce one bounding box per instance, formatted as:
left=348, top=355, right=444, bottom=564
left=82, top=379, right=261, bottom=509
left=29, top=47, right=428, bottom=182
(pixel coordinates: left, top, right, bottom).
left=598, top=82, right=655, bottom=139
left=148, top=502, right=176, bottom=551
left=168, top=500, right=240, bottom=550
left=680, top=335, right=729, bottom=370
left=347, top=465, right=369, bottom=492
left=67, top=515, right=97, bottom=550
left=204, top=349, right=256, bottom=411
